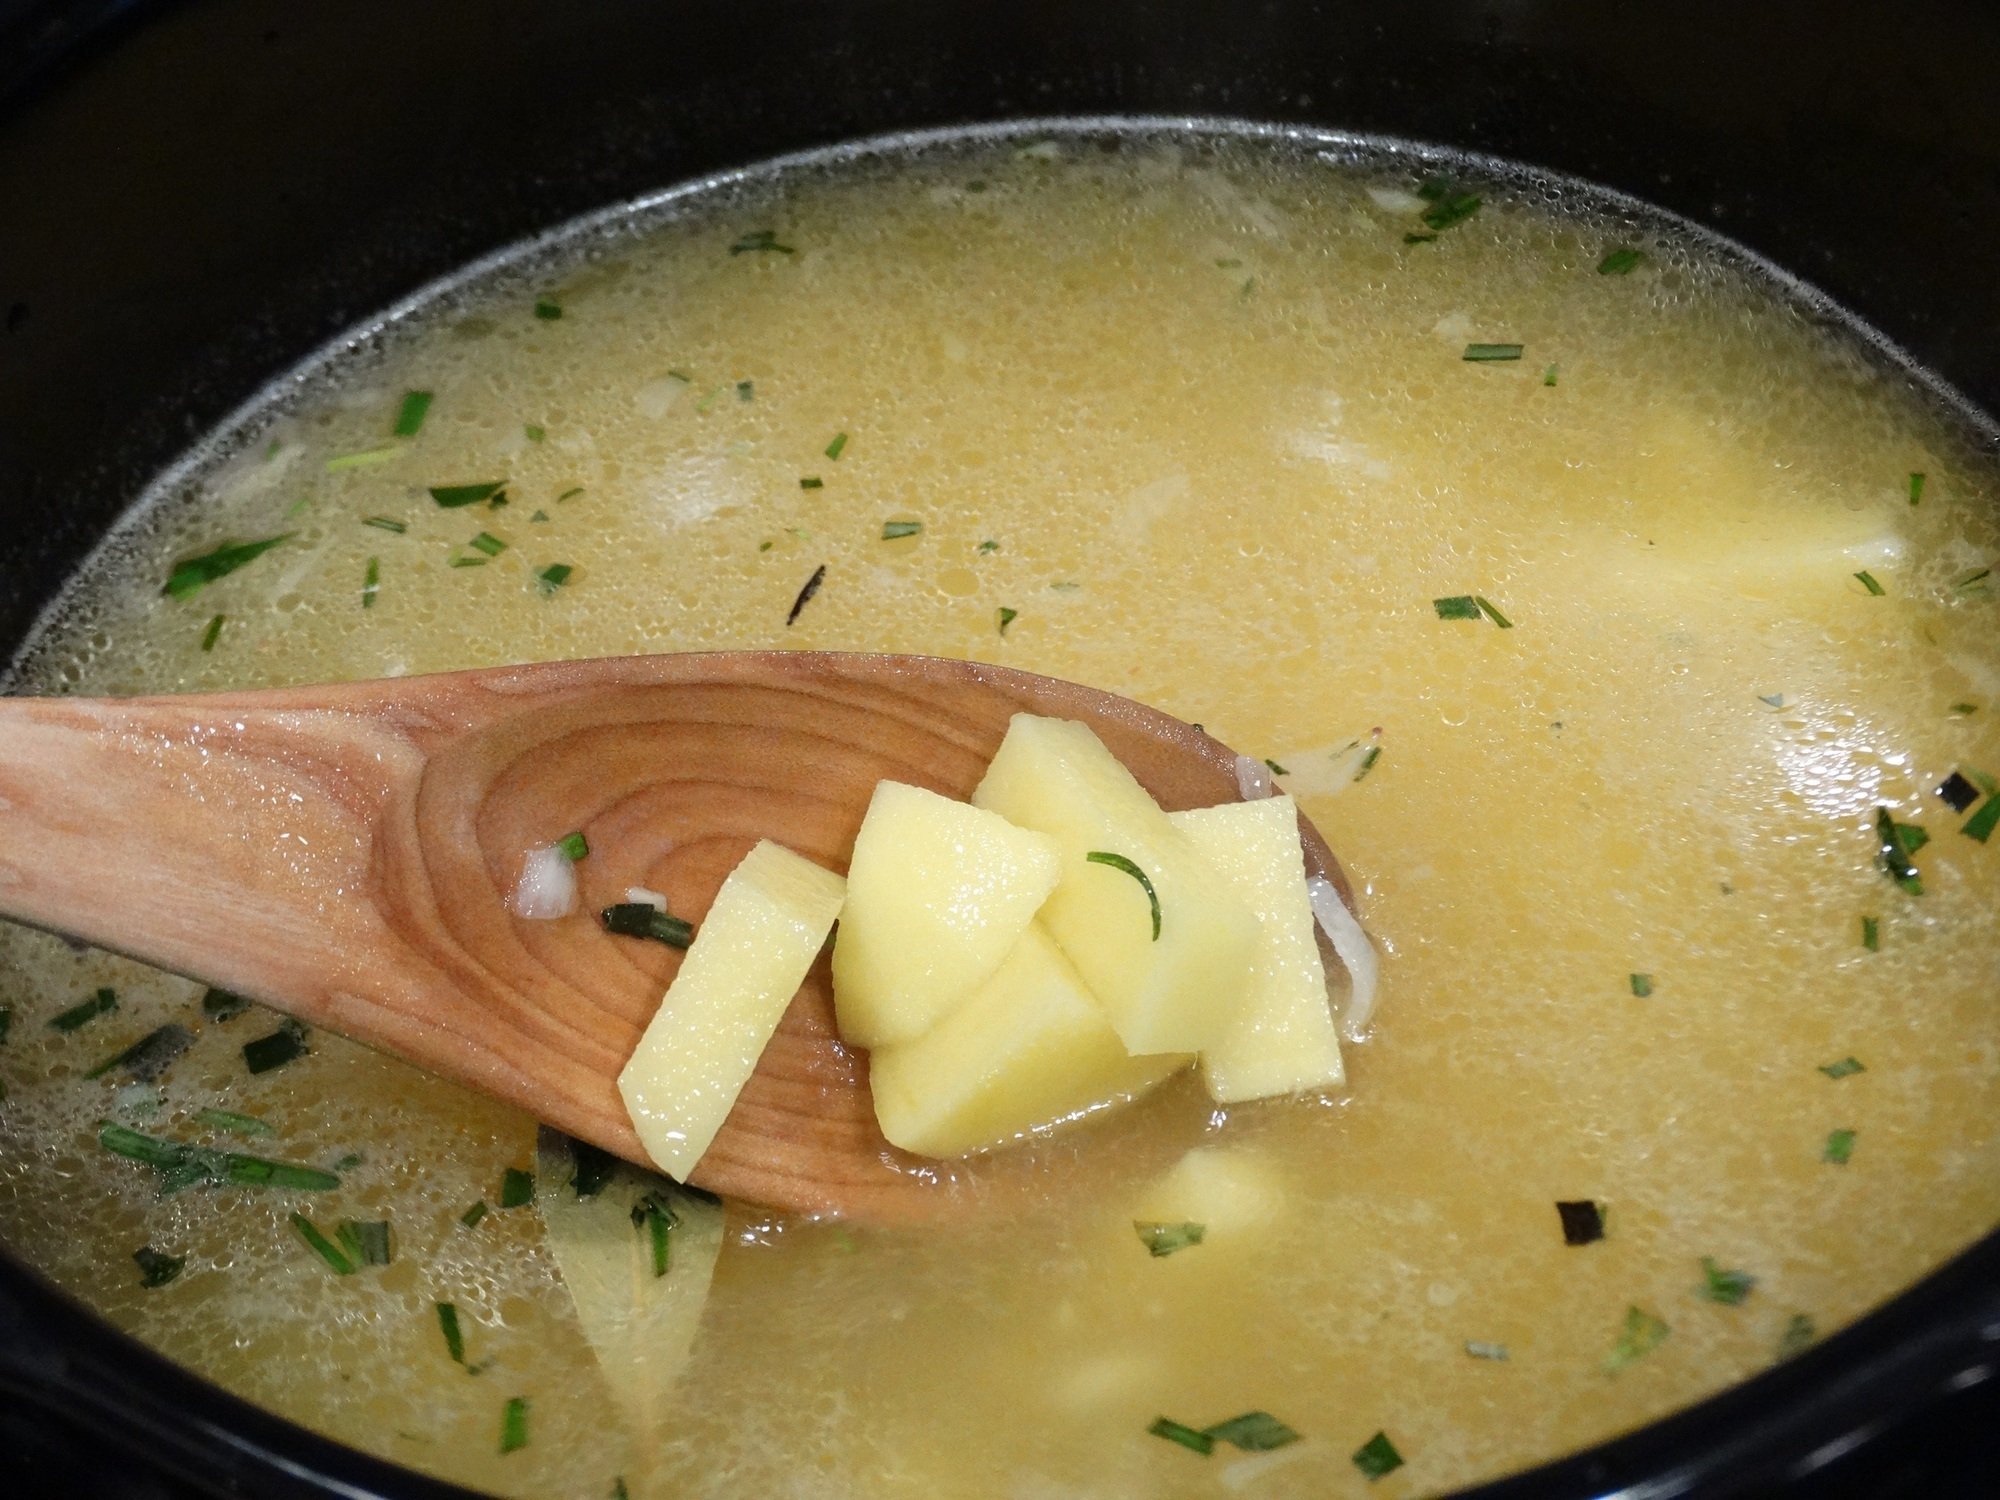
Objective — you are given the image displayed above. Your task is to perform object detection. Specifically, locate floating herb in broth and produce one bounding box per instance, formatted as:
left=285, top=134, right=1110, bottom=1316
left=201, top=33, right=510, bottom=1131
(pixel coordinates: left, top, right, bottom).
left=2, top=124, right=1999, bottom=1499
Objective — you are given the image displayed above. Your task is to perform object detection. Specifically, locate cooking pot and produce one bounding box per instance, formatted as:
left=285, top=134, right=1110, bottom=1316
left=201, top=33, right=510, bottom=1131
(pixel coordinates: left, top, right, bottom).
left=1, top=2, right=1997, bottom=1495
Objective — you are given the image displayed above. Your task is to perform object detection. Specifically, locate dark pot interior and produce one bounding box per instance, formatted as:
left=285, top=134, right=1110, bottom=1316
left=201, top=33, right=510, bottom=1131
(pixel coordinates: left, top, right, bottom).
left=1, top=2, right=1998, bottom=1496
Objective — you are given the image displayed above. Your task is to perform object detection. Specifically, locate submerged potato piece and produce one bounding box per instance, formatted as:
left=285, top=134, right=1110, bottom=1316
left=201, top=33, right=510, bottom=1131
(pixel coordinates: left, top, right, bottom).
left=971, top=714, right=1259, bottom=1054
left=1169, top=795, right=1344, bottom=1102
left=1130, top=1146, right=1288, bottom=1241
left=869, top=923, right=1191, bottom=1157
left=617, top=841, right=846, bottom=1179
left=831, top=780, right=1062, bottom=1048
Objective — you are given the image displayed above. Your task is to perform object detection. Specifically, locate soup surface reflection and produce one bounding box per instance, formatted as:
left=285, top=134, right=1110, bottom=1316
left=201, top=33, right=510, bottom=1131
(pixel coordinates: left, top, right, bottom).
left=3, top=126, right=1999, bottom=1498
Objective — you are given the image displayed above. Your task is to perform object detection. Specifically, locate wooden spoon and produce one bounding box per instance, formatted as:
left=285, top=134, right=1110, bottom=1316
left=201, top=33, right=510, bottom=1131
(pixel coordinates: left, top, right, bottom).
left=0, top=651, right=1351, bottom=1221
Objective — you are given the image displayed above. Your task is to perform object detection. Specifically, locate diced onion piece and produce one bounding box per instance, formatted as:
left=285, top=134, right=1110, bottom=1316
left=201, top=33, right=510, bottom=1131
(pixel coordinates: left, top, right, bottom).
left=510, top=844, right=577, bottom=919
left=626, top=886, right=669, bottom=910
left=1307, top=874, right=1379, bottom=1041
left=1233, top=753, right=1275, bottom=801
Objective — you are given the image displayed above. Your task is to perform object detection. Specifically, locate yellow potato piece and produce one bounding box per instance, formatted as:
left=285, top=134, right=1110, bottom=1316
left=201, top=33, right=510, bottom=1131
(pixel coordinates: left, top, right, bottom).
left=1169, top=796, right=1345, bottom=1102
left=1130, top=1146, right=1289, bottom=1242
left=971, top=714, right=1258, bottom=1053
left=617, top=841, right=846, bottom=1179
left=869, top=923, right=1190, bottom=1157
left=832, top=780, right=1062, bottom=1048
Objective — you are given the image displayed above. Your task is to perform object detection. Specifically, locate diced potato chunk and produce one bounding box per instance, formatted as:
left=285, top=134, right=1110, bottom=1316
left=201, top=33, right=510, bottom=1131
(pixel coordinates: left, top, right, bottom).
left=618, top=841, right=845, bottom=1179
left=1169, top=795, right=1344, bottom=1102
left=832, top=780, right=1062, bottom=1048
left=1130, top=1145, right=1288, bottom=1241
left=971, top=714, right=1258, bottom=1054
left=869, top=923, right=1190, bottom=1156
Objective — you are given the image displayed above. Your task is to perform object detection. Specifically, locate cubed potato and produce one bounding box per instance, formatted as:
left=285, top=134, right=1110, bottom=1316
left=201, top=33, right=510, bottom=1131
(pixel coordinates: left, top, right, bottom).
left=869, top=923, right=1191, bottom=1157
left=832, top=780, right=1062, bottom=1048
left=1169, top=795, right=1344, bottom=1102
left=971, top=714, right=1258, bottom=1054
left=1129, top=1145, right=1288, bottom=1241
left=618, top=841, right=846, bottom=1179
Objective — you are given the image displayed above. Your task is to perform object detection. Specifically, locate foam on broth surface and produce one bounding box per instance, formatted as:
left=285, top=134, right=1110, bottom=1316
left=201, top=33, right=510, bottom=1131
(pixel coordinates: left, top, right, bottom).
left=3, top=124, right=1999, bottom=1497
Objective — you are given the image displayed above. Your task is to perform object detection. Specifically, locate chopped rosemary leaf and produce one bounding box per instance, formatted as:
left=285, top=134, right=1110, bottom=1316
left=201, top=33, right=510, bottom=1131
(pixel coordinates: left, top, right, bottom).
left=1853, top=569, right=1885, bottom=596
left=429, top=482, right=506, bottom=509
left=997, top=606, right=1019, bottom=636
left=600, top=903, right=694, bottom=948
left=787, top=563, right=828, bottom=625
left=1823, top=1128, right=1856, bottom=1164
left=1418, top=179, right=1482, bottom=231
left=1207, top=1412, right=1300, bottom=1452
left=1148, top=1417, right=1213, bottom=1455
left=736, top=380, right=754, bottom=402
left=500, top=1396, right=530, bottom=1454
left=1086, top=851, right=1161, bottom=940
left=362, top=516, right=406, bottom=533
left=1464, top=1340, right=1510, bottom=1361
left=1133, top=1220, right=1206, bottom=1257
left=533, top=298, right=562, bottom=320
left=1908, top=471, right=1926, bottom=506
left=460, top=1200, right=489, bottom=1229
left=243, top=1018, right=308, bottom=1075
left=978, top=539, right=1000, bottom=554
left=1597, top=248, right=1645, bottom=275
left=324, top=446, right=401, bottom=472
left=200, top=614, right=225, bottom=652
left=1875, top=807, right=1925, bottom=893
left=337, top=1218, right=393, bottom=1267
left=1605, top=1305, right=1670, bottom=1371
left=290, top=1213, right=355, bottom=1274
left=537, top=563, right=574, bottom=594
left=1861, top=916, right=1879, bottom=951
left=1819, top=1056, right=1866, bottom=1080
left=1629, top=973, right=1653, bottom=998
left=632, top=1192, right=677, bottom=1277
left=437, top=1301, right=466, bottom=1364
left=523, top=424, right=545, bottom=443
left=556, top=831, right=589, bottom=861
left=451, top=556, right=487, bottom=569
left=1962, top=796, right=2000, bottom=843
left=50, top=987, right=118, bottom=1032
left=1264, top=758, right=1289, bottom=776
left=1352, top=1430, right=1404, bottom=1480
left=194, top=1107, right=271, bottom=1136
left=163, top=535, right=294, bottom=600
left=201, top=987, right=250, bottom=1022
left=1474, top=595, right=1513, bottom=629
left=1699, top=1257, right=1756, bottom=1305
left=133, top=1245, right=186, bottom=1288
left=500, top=1167, right=534, bottom=1209
left=362, top=556, right=380, bottom=609
left=1433, top=594, right=1481, bottom=620
left=824, top=431, right=849, bottom=460
left=1463, top=342, right=1524, bottom=362
left=1778, top=1313, right=1817, bottom=1358
left=85, top=1024, right=194, bottom=1082
left=1937, top=772, right=1979, bottom=813
left=1542, top=363, right=1558, bottom=387
left=729, top=229, right=795, bottom=256
left=393, top=390, right=434, bottom=437
left=881, top=520, right=922, bottom=540
left=469, top=531, right=507, bottom=557
left=1355, top=745, right=1382, bottom=781
left=556, top=486, right=585, bottom=503
left=799, top=476, right=823, bottom=489
left=1556, top=1199, right=1605, bottom=1245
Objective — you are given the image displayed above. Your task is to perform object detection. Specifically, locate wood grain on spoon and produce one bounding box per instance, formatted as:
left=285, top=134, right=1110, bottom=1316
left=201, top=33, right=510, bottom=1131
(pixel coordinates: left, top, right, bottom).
left=0, top=651, right=1351, bottom=1221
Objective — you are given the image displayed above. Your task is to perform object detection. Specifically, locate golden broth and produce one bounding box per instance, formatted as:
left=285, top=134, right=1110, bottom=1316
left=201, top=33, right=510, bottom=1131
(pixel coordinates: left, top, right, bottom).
left=3, top=126, right=1999, bottom=1498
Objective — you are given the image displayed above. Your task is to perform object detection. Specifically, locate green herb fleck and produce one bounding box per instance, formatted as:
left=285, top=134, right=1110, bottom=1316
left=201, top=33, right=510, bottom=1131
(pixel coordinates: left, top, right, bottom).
left=824, top=432, right=849, bottom=460
left=243, top=1018, right=308, bottom=1075
left=997, top=606, right=1018, bottom=636
left=556, top=486, right=584, bottom=503
left=1463, top=343, right=1524, bottom=362
left=201, top=988, right=251, bottom=1022
left=51, top=987, right=118, bottom=1032
left=1953, top=702, right=1980, bottom=715
left=1404, top=231, right=1438, bottom=245
left=1352, top=1431, right=1404, bottom=1479
left=530, top=510, right=549, bottom=523
left=633, top=1192, right=677, bottom=1277
left=569, top=1139, right=615, bottom=1199
left=978, top=539, right=1000, bottom=554
left=290, top=1212, right=355, bottom=1274
left=1148, top=1417, right=1213, bottom=1455
left=337, top=1219, right=392, bottom=1267
left=0, top=1005, right=11, bottom=1044
left=1264, top=758, right=1289, bottom=776
left=736, top=380, right=754, bottom=402
left=1778, top=1313, right=1817, bottom=1358
left=499, top=1167, right=534, bottom=1209
left=1605, top=1305, right=1670, bottom=1371
left=500, top=1396, right=530, bottom=1454
left=536, top=563, right=574, bottom=594
left=197, top=614, right=226, bottom=653
left=1819, top=1056, right=1866, bottom=1079
left=429, top=482, right=506, bottom=509
left=1962, top=796, right=2000, bottom=843
left=195, top=1107, right=270, bottom=1136
left=1207, top=1413, right=1300, bottom=1452
left=469, top=531, right=507, bottom=557
left=460, top=1200, right=489, bottom=1229
left=437, top=1301, right=466, bottom=1364
left=1860, top=916, right=1879, bottom=951
left=1629, top=972, right=1653, bottom=998
left=1823, top=1128, right=1856, bottom=1164
left=86, top=1024, right=193, bottom=1082
left=799, top=476, right=823, bottom=490
left=393, top=391, right=434, bottom=437
left=1597, top=248, right=1645, bottom=275
left=1133, top=1221, right=1205, bottom=1257
left=1699, top=1257, right=1756, bottom=1305
left=787, top=563, right=828, bottom=625
left=729, top=230, right=795, bottom=256
left=534, top=299, right=562, bottom=320
left=1433, top=594, right=1481, bottom=620
left=1355, top=745, right=1383, bottom=781
left=133, top=1245, right=185, bottom=1287
left=362, top=556, right=380, bottom=610
left=1853, top=569, right=1885, bottom=596
left=1759, top=693, right=1787, bottom=708
left=324, top=446, right=401, bottom=472
left=163, top=536, right=294, bottom=600
left=523, top=424, right=545, bottom=443
left=98, top=1123, right=340, bottom=1194
left=556, top=831, right=589, bottom=861
left=1959, top=568, right=1992, bottom=595
left=1086, top=851, right=1160, bottom=940
left=1875, top=806, right=1925, bottom=894
left=600, top=903, right=694, bottom=948
left=1417, top=178, right=1482, bottom=231
left=1542, top=363, right=1559, bottom=387
left=1475, top=595, right=1513, bottom=628
left=881, top=520, right=922, bottom=541
left=362, top=516, right=406, bottom=534
left=1908, top=471, right=1926, bottom=506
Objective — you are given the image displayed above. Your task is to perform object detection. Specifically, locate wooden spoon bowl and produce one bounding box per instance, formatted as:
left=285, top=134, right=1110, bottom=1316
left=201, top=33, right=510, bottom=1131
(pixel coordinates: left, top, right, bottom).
left=0, top=651, right=1350, bottom=1220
